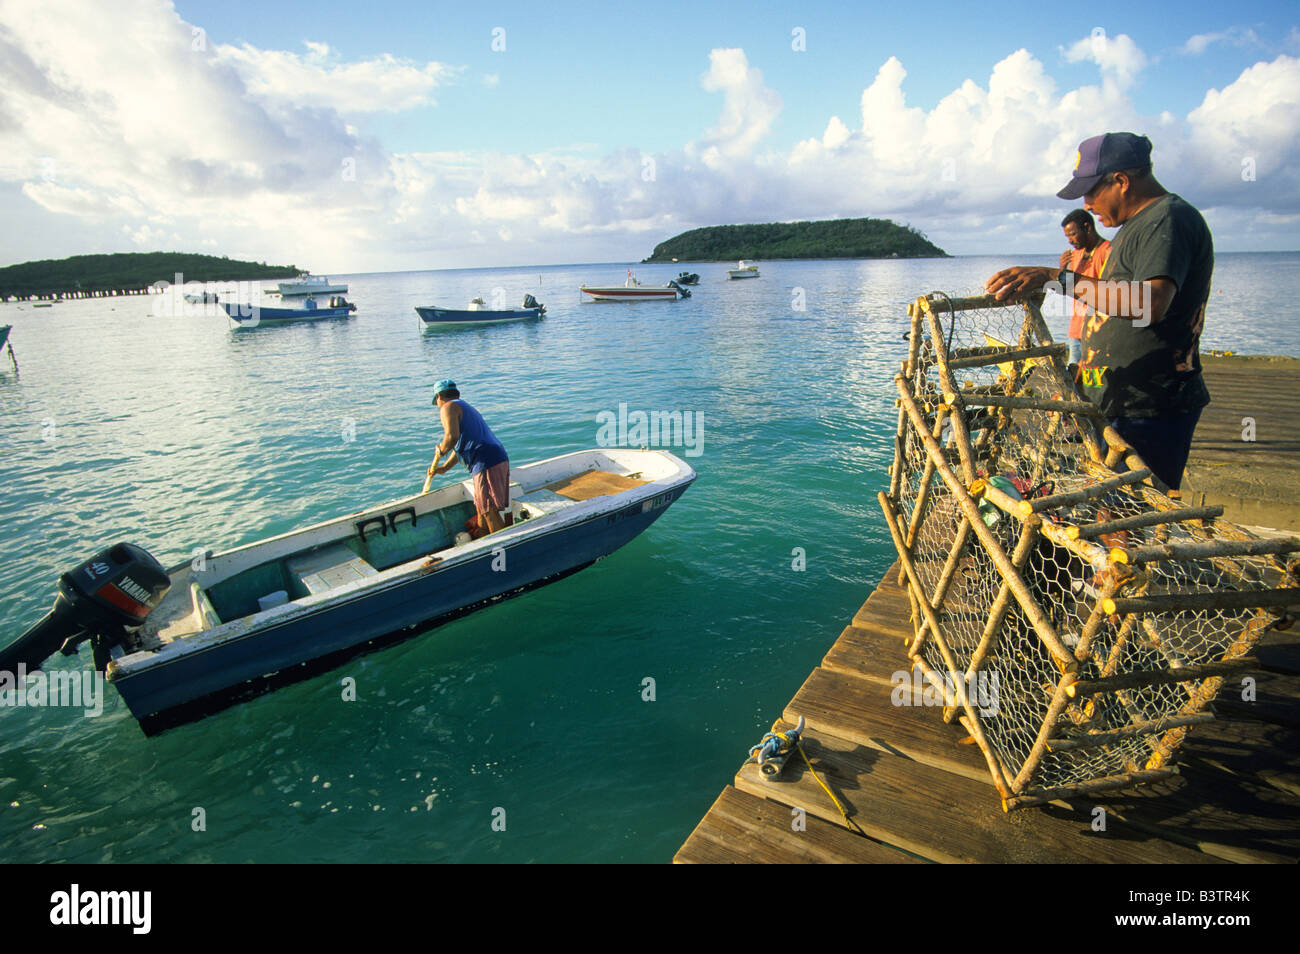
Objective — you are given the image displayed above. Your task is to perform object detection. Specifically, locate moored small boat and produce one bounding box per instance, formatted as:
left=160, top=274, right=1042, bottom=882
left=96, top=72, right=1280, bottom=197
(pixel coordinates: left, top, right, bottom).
left=221, top=296, right=356, bottom=326
left=0, top=325, right=9, bottom=349
left=277, top=274, right=348, bottom=297
left=727, top=260, right=760, bottom=279
left=0, top=448, right=695, bottom=734
left=416, top=295, right=545, bottom=326
left=580, top=274, right=690, bottom=301
left=676, top=272, right=700, bottom=285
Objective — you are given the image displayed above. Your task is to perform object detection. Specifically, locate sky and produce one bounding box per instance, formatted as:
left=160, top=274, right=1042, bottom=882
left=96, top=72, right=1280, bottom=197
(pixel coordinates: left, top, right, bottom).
left=0, top=0, right=1297, bottom=272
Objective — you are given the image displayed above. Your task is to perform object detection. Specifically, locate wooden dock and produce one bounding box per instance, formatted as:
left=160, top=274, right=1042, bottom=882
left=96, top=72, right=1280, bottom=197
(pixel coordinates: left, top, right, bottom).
left=1186, top=355, right=1300, bottom=531
left=675, top=561, right=1300, bottom=864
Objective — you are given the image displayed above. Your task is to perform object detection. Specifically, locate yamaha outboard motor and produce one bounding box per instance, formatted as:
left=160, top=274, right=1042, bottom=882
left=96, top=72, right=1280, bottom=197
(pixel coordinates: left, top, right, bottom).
left=668, top=281, right=691, bottom=299
left=522, top=294, right=545, bottom=313
left=0, top=543, right=170, bottom=674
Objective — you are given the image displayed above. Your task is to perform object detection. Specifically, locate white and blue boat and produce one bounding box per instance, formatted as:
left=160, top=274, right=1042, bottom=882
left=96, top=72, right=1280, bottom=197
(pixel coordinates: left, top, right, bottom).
left=0, top=448, right=695, bottom=734
left=277, top=274, right=348, bottom=297
left=222, top=296, right=356, bottom=326
left=416, top=295, right=545, bottom=327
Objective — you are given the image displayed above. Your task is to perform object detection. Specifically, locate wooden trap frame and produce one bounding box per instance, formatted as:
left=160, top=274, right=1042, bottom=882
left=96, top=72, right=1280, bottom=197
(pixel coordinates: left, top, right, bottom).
left=879, top=291, right=1300, bottom=810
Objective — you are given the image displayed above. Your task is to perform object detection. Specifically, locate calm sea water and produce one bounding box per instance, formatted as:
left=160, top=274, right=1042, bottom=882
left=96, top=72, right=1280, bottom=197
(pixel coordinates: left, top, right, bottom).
left=0, top=252, right=1295, bottom=863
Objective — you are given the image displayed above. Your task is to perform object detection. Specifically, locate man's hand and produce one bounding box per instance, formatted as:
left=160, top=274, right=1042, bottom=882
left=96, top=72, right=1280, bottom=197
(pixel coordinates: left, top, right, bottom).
left=1058, top=250, right=1072, bottom=270
left=985, top=266, right=1058, bottom=302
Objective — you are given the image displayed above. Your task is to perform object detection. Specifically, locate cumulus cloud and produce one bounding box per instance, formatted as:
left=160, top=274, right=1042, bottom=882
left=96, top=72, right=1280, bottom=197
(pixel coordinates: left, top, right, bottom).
left=1, top=8, right=1298, bottom=269
left=1062, top=29, right=1148, bottom=90
left=690, top=48, right=782, bottom=166
left=213, top=41, right=456, bottom=114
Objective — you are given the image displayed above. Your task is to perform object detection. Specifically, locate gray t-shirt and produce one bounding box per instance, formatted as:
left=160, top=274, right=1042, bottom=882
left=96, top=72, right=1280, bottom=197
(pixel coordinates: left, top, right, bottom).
left=1079, top=193, right=1213, bottom=418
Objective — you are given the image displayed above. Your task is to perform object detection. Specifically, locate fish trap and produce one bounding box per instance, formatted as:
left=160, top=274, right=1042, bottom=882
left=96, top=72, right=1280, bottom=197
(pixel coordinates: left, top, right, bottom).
left=879, top=291, right=1300, bottom=810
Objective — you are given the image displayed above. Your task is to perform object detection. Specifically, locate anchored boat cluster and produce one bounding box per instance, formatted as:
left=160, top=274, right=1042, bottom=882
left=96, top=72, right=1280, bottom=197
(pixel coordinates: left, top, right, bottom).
left=880, top=290, right=1300, bottom=810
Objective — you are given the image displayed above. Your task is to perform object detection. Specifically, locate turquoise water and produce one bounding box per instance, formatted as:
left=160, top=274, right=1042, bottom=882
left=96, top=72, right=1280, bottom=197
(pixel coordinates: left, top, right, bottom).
left=0, top=253, right=1295, bottom=862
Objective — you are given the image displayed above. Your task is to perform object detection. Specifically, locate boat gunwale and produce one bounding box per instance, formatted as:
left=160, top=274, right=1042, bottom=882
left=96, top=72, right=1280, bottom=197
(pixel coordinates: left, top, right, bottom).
left=112, top=449, right=696, bottom=675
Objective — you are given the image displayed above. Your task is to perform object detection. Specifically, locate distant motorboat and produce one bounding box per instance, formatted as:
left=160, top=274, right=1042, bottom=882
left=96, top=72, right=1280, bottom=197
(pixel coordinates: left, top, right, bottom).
left=221, top=296, right=356, bottom=326
left=580, top=273, right=691, bottom=301
left=416, top=295, right=546, bottom=327
left=277, top=274, right=348, bottom=297
left=32, top=301, right=54, bottom=308
left=727, top=261, right=759, bottom=279
left=676, top=272, right=700, bottom=285
left=184, top=292, right=220, bottom=304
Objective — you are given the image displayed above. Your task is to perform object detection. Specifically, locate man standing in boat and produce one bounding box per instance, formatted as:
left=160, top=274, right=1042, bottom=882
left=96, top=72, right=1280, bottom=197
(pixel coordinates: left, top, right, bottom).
left=428, top=380, right=510, bottom=535
left=985, top=132, right=1212, bottom=492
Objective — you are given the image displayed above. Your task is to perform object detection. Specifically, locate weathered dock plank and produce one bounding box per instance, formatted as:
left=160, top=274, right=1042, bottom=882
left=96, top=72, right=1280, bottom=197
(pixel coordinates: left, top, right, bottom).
left=784, top=665, right=990, bottom=783
left=677, top=558, right=1300, bottom=864
left=1185, top=356, right=1300, bottom=529
left=733, top=721, right=1220, bottom=864
left=675, top=786, right=920, bottom=864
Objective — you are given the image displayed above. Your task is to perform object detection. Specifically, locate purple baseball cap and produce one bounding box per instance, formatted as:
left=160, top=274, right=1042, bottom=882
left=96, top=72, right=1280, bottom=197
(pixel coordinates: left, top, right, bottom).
left=1057, top=132, right=1153, bottom=200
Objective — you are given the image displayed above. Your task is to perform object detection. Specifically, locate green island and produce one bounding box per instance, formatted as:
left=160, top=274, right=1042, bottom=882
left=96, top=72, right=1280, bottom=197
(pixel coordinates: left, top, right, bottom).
left=0, top=252, right=301, bottom=301
left=642, top=217, right=947, bottom=263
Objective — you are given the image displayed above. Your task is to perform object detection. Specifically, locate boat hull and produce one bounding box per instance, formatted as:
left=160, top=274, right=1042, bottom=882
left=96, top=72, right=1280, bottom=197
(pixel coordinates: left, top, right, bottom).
left=0, top=325, right=9, bottom=349
left=278, top=281, right=347, bottom=297
left=415, top=306, right=543, bottom=326
left=580, top=287, right=678, bottom=301
left=222, top=302, right=353, bottom=324
left=106, top=450, right=695, bottom=732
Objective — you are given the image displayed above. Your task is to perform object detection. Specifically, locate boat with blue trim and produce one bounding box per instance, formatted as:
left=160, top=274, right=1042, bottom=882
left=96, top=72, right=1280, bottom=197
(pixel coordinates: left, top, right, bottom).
left=221, top=296, right=356, bottom=326
left=416, top=295, right=545, bottom=326
left=0, top=448, right=695, bottom=734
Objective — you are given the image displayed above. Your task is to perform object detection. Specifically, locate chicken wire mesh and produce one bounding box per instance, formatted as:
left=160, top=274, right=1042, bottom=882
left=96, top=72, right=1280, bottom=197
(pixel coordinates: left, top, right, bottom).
left=882, top=291, right=1300, bottom=809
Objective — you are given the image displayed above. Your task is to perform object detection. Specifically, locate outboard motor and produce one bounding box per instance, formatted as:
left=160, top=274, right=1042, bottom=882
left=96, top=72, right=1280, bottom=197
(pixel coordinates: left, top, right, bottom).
left=522, top=294, right=545, bottom=314
left=668, top=281, right=691, bottom=299
left=0, top=543, right=170, bottom=674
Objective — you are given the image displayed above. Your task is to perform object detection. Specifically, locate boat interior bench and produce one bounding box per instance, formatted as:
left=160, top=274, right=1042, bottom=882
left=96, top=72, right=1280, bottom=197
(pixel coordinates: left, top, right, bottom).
left=287, top=542, right=379, bottom=595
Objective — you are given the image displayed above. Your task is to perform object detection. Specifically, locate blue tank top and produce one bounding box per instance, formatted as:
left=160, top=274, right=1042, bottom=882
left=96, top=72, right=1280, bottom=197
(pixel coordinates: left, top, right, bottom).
left=451, top=400, right=508, bottom=475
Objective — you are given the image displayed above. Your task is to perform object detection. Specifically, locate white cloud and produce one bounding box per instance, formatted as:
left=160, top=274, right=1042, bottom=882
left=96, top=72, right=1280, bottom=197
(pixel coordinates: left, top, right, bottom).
left=213, top=41, right=456, bottom=114
left=1062, top=29, right=1147, bottom=90
left=1, top=8, right=1298, bottom=270
left=1182, top=27, right=1262, bottom=55
left=689, top=48, right=782, bottom=166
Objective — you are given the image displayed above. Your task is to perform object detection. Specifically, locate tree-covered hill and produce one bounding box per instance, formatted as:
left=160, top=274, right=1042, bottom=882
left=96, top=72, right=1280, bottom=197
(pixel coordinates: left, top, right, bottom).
left=0, top=252, right=301, bottom=300
left=643, top=218, right=947, bottom=262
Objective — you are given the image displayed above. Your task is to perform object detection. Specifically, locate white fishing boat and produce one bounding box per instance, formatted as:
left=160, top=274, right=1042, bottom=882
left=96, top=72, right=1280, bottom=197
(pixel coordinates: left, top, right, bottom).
left=727, top=261, right=760, bottom=279
left=579, top=273, right=690, bottom=301
left=277, top=274, right=348, bottom=297
left=0, top=448, right=695, bottom=734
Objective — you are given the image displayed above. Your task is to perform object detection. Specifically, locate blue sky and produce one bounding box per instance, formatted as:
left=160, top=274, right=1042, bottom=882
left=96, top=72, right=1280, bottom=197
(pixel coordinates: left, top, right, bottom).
left=2, top=0, right=1298, bottom=271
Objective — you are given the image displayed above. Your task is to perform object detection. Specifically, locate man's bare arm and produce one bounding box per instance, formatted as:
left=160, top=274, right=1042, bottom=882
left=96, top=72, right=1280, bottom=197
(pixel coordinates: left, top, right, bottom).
left=436, top=401, right=462, bottom=454
left=986, top=267, right=1176, bottom=323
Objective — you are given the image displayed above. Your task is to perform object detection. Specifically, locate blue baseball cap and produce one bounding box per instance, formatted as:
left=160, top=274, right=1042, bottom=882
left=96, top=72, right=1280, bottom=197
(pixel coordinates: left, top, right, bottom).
left=1057, top=132, right=1153, bottom=200
left=432, top=379, right=457, bottom=404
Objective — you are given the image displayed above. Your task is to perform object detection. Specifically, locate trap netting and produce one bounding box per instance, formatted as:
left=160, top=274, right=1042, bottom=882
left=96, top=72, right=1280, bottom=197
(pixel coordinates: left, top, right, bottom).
left=880, top=291, right=1300, bottom=810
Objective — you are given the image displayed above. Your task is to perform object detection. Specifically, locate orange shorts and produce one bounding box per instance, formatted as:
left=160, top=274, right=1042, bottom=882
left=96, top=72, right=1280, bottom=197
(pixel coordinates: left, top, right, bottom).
left=473, top=460, right=510, bottom=514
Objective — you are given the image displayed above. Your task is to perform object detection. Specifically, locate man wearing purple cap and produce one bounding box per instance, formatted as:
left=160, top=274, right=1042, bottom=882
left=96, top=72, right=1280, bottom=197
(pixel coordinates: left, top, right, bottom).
left=986, top=132, right=1213, bottom=491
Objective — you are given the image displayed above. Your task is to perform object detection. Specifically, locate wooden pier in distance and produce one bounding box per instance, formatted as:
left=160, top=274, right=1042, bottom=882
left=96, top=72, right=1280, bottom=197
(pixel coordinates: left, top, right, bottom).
left=675, top=560, right=1300, bottom=864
